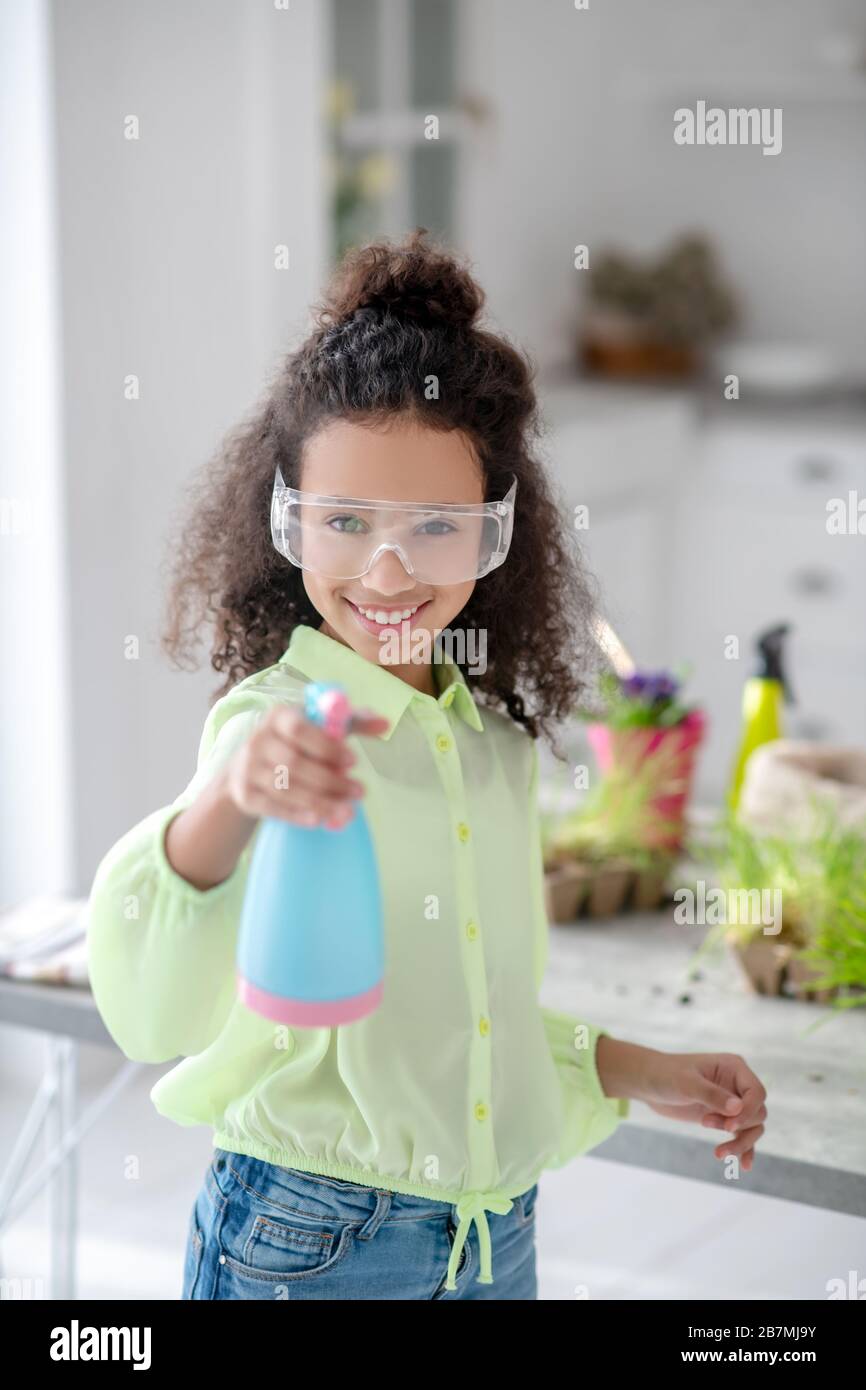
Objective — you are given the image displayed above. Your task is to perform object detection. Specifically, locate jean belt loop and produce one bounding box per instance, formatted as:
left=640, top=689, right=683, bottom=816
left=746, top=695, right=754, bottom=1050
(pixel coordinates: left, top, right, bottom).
left=356, top=1188, right=392, bottom=1240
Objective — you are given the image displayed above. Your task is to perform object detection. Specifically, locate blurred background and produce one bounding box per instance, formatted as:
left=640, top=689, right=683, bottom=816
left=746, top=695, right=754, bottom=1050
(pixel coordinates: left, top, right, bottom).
left=2, top=0, right=865, bottom=1301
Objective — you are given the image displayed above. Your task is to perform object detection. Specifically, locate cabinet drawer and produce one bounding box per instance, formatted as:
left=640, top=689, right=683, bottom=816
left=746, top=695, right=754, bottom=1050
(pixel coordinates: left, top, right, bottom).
left=702, top=423, right=866, bottom=509
left=677, top=489, right=866, bottom=652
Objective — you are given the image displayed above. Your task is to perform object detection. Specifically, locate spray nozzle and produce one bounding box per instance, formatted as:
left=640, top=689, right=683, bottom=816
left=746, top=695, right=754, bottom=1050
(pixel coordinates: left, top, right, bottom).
left=304, top=682, right=354, bottom=738
left=755, top=624, right=794, bottom=703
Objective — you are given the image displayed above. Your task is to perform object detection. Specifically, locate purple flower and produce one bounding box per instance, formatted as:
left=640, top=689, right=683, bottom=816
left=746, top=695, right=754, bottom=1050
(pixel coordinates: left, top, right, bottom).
left=621, top=670, right=679, bottom=705
left=621, top=673, right=649, bottom=698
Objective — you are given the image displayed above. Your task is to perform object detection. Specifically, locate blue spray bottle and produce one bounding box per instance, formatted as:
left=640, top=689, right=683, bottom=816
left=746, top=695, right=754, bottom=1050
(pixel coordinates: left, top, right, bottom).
left=236, top=682, right=384, bottom=1027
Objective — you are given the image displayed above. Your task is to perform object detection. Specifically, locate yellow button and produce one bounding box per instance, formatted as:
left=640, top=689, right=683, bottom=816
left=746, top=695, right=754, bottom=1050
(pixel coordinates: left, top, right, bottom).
left=478, top=1017, right=490, bottom=1037
left=457, top=822, right=470, bottom=843
left=443, top=690, right=455, bottom=707
left=436, top=734, right=451, bottom=753
left=465, top=920, right=479, bottom=941
left=474, top=1102, right=488, bottom=1122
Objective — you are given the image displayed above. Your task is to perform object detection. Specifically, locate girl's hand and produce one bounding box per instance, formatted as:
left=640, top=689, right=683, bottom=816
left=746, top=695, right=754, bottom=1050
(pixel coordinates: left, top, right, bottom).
left=640, top=1049, right=768, bottom=1171
left=225, top=703, right=389, bottom=830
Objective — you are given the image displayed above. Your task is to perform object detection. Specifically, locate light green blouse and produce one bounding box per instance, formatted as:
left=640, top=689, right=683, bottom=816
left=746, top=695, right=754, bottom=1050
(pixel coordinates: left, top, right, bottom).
left=87, top=624, right=629, bottom=1291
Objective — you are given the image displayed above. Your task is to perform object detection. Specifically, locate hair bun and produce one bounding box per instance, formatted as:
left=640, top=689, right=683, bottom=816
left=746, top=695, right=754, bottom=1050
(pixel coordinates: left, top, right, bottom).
left=319, top=228, right=484, bottom=331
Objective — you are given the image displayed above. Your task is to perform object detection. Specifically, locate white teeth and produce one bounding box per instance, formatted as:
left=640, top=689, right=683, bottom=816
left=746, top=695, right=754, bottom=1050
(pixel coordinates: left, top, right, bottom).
left=352, top=601, right=421, bottom=623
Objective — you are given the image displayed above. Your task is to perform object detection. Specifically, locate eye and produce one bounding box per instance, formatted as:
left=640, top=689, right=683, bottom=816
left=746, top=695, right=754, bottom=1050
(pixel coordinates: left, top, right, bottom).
left=415, top=518, right=457, bottom=536
left=326, top=513, right=369, bottom=534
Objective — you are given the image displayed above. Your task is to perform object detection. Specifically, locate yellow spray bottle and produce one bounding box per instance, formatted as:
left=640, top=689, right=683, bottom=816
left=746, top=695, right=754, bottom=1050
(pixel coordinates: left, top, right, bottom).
left=728, top=623, right=793, bottom=813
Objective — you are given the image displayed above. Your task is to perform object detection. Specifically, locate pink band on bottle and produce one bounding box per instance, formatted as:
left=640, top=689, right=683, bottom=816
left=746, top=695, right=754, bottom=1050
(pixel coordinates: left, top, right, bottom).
left=236, top=972, right=383, bottom=1026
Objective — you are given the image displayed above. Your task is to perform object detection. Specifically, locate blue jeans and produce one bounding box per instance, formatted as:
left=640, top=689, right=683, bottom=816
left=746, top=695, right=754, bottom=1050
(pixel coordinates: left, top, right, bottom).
left=182, top=1148, right=538, bottom=1300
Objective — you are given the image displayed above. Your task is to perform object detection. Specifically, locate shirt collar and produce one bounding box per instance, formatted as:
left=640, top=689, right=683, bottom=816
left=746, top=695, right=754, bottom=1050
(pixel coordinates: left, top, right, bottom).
left=278, top=625, right=484, bottom=740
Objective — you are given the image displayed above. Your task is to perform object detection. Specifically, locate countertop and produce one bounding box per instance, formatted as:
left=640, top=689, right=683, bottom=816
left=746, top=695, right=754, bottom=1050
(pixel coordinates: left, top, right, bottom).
left=541, top=906, right=866, bottom=1217
left=3, top=912, right=864, bottom=1216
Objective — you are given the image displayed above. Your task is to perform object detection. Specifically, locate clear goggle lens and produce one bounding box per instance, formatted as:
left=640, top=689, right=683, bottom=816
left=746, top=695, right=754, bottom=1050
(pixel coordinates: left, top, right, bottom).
left=271, top=472, right=516, bottom=584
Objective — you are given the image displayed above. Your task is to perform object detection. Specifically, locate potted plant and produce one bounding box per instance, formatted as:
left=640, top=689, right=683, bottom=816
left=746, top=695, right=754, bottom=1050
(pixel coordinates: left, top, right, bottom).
left=798, top=893, right=866, bottom=1014
left=541, top=796, right=597, bottom=922
left=688, top=806, right=866, bottom=1005
left=581, top=234, right=738, bottom=380
left=790, top=810, right=866, bottom=1011
left=543, top=748, right=681, bottom=920
left=630, top=845, right=678, bottom=912
left=541, top=854, right=596, bottom=924
left=581, top=668, right=706, bottom=853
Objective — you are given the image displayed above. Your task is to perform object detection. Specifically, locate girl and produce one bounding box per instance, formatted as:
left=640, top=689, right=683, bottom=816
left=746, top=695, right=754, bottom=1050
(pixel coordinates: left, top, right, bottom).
left=88, top=229, right=767, bottom=1301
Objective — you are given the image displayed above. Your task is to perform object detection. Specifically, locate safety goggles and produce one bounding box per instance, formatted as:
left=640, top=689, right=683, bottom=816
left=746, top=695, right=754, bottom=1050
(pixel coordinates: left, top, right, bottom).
left=270, top=468, right=517, bottom=584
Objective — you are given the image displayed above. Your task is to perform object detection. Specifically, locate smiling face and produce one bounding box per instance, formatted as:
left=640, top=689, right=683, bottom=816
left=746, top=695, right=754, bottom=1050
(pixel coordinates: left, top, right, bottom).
left=298, top=415, right=483, bottom=693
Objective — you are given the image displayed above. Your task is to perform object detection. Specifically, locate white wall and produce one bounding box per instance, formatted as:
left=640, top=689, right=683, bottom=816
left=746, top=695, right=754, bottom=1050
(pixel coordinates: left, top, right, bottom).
left=459, top=0, right=866, bottom=373
left=50, top=0, right=328, bottom=888
left=0, top=0, right=73, bottom=904
left=458, top=0, right=605, bottom=373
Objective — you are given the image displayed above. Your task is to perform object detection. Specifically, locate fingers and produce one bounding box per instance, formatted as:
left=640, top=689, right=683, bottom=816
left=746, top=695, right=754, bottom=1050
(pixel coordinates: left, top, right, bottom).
left=691, top=1058, right=768, bottom=1170
left=268, top=706, right=357, bottom=768
left=736, top=1083, right=767, bottom=1129
left=268, top=704, right=389, bottom=761
left=701, top=1112, right=734, bottom=1133
left=349, top=709, right=391, bottom=737
left=727, top=1059, right=768, bottom=1123
left=714, top=1122, right=765, bottom=1163
left=229, top=705, right=375, bottom=827
left=229, top=699, right=390, bottom=829
left=701, top=1102, right=768, bottom=1134
left=248, top=754, right=363, bottom=827
left=692, top=1075, right=745, bottom=1118
left=693, top=1056, right=767, bottom=1129
left=249, top=785, right=355, bottom=828
left=256, top=736, right=363, bottom=802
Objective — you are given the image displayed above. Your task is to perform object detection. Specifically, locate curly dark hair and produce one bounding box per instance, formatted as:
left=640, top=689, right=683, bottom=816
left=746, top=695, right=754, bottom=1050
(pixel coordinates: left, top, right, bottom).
left=161, top=228, right=601, bottom=750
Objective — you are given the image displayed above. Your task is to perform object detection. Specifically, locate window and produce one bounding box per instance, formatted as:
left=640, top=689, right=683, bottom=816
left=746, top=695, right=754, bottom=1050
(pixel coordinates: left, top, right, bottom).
left=329, top=0, right=463, bottom=261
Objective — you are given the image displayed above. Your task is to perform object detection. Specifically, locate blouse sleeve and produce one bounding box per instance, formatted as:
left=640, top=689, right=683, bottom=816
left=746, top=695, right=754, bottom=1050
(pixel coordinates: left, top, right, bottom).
left=528, top=739, right=630, bottom=1167
left=86, top=697, right=266, bottom=1065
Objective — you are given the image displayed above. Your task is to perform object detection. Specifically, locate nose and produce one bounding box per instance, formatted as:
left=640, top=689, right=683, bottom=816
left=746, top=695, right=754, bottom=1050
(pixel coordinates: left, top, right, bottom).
left=360, top=545, right=416, bottom=595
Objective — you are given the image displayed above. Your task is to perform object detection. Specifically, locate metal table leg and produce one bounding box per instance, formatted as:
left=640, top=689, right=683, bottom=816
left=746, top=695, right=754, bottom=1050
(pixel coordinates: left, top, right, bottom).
left=0, top=1035, right=140, bottom=1299
left=46, top=1037, right=77, bottom=1299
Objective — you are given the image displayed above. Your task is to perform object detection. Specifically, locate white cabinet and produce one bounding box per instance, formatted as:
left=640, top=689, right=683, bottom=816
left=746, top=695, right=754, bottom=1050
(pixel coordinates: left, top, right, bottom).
left=538, top=382, right=695, bottom=667
left=578, top=510, right=661, bottom=664
left=673, top=416, right=866, bottom=801
left=539, top=384, right=866, bottom=809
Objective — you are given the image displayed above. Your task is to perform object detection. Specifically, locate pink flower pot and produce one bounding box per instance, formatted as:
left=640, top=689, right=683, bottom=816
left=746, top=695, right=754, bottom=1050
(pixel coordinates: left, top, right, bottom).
left=586, top=709, right=706, bottom=851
